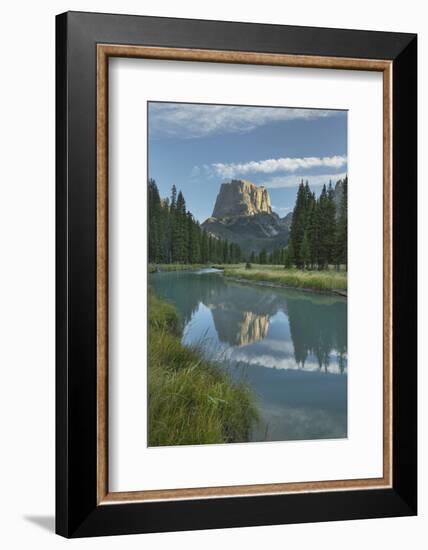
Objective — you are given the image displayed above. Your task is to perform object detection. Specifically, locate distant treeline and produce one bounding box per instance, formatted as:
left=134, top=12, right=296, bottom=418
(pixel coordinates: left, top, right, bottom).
left=148, top=179, right=244, bottom=264
left=247, top=248, right=286, bottom=265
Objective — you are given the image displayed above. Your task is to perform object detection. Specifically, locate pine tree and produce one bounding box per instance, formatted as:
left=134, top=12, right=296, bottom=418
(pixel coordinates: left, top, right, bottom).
left=300, top=231, right=310, bottom=270
left=201, top=230, right=209, bottom=263
left=173, top=191, right=188, bottom=262
left=223, top=239, right=229, bottom=263
left=157, top=198, right=169, bottom=262
left=228, top=242, right=241, bottom=264
left=187, top=212, right=201, bottom=264
left=271, top=247, right=282, bottom=265
left=289, top=180, right=314, bottom=268
left=170, top=185, right=177, bottom=209
left=216, top=239, right=223, bottom=263
left=307, top=193, right=321, bottom=269
left=259, top=249, right=267, bottom=264
left=316, top=184, right=329, bottom=270
left=208, top=235, right=214, bottom=262
left=284, top=241, right=294, bottom=269
left=335, top=176, right=348, bottom=269
left=325, top=182, right=337, bottom=267
left=168, top=185, right=177, bottom=262
left=148, top=179, right=161, bottom=263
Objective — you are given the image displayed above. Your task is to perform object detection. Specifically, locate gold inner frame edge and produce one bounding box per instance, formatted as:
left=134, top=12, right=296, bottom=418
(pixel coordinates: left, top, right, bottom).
left=96, top=44, right=393, bottom=505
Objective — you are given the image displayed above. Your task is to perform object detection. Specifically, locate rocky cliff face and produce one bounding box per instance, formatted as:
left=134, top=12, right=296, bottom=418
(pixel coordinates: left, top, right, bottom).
left=202, top=179, right=289, bottom=254
left=212, top=179, right=272, bottom=218
left=209, top=307, right=270, bottom=346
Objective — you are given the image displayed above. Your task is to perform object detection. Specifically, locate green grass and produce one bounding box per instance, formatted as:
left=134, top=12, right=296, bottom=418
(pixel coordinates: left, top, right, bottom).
left=148, top=290, right=258, bottom=446
left=215, top=264, right=347, bottom=292
left=148, top=263, right=209, bottom=273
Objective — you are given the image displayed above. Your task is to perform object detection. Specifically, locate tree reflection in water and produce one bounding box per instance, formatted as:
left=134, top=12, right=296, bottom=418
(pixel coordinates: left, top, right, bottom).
left=150, top=270, right=347, bottom=374
left=150, top=269, right=348, bottom=441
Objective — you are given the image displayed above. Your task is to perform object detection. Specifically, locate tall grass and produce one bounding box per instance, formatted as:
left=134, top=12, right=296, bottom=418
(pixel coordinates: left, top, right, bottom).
left=148, top=290, right=258, bottom=446
left=220, top=264, right=347, bottom=292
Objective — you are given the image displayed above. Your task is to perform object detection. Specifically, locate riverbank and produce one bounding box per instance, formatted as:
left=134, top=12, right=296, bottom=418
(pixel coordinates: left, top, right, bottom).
left=148, top=289, right=258, bottom=446
left=148, top=263, right=208, bottom=273
left=213, top=264, right=347, bottom=294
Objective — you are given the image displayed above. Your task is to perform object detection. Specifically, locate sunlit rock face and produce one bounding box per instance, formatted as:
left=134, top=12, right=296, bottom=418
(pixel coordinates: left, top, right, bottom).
left=208, top=304, right=270, bottom=347
left=212, top=179, right=272, bottom=218
left=237, top=312, right=270, bottom=346
left=202, top=180, right=290, bottom=253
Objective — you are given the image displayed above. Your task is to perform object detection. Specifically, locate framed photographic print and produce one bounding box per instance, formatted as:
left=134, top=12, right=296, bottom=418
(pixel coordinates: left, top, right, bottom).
left=56, top=11, right=417, bottom=537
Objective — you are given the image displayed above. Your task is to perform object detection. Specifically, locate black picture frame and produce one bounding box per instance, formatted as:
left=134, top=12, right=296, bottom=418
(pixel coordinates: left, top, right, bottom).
left=56, top=11, right=417, bottom=538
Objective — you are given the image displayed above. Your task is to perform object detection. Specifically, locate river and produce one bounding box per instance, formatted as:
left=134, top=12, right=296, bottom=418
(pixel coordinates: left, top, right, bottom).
left=149, top=268, right=347, bottom=443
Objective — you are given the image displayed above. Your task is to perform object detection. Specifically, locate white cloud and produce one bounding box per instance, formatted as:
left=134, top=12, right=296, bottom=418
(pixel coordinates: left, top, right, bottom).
left=262, top=171, right=347, bottom=189
left=149, top=102, right=343, bottom=139
left=230, top=348, right=346, bottom=374
left=210, top=155, right=347, bottom=179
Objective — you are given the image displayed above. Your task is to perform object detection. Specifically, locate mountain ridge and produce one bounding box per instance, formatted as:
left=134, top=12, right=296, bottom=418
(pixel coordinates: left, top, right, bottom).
left=202, top=179, right=291, bottom=254
left=202, top=178, right=345, bottom=255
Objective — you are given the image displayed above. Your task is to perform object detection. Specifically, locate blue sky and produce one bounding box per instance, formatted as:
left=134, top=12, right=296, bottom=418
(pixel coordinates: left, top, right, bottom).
left=148, top=102, right=347, bottom=223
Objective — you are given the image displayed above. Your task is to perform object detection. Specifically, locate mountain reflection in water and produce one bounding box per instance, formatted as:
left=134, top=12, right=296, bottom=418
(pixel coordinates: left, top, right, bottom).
left=149, top=269, right=348, bottom=442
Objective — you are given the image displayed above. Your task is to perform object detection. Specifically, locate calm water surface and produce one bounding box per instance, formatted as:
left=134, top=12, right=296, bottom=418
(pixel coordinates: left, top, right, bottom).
left=150, top=268, right=347, bottom=442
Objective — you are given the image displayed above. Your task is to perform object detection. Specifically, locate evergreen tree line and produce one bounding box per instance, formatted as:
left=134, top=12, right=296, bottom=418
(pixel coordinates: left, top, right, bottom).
left=246, top=178, right=347, bottom=270
left=248, top=248, right=287, bottom=265
left=285, top=177, right=348, bottom=270
left=148, top=179, right=243, bottom=264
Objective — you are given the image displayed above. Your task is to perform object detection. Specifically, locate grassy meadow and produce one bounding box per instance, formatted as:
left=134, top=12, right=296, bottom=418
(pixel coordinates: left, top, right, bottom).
left=148, top=289, right=258, bottom=446
left=213, top=264, right=347, bottom=293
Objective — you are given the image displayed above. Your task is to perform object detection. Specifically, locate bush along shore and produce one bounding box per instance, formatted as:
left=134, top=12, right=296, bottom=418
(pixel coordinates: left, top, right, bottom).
left=148, top=289, right=259, bottom=446
left=212, top=264, right=347, bottom=294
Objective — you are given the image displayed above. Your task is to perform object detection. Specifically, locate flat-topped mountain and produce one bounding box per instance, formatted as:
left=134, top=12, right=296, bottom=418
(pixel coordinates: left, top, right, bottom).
left=202, top=179, right=290, bottom=254
left=212, top=179, right=272, bottom=218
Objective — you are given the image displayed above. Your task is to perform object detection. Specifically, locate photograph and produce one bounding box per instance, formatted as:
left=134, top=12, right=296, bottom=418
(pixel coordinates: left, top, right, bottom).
left=147, top=101, right=348, bottom=446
